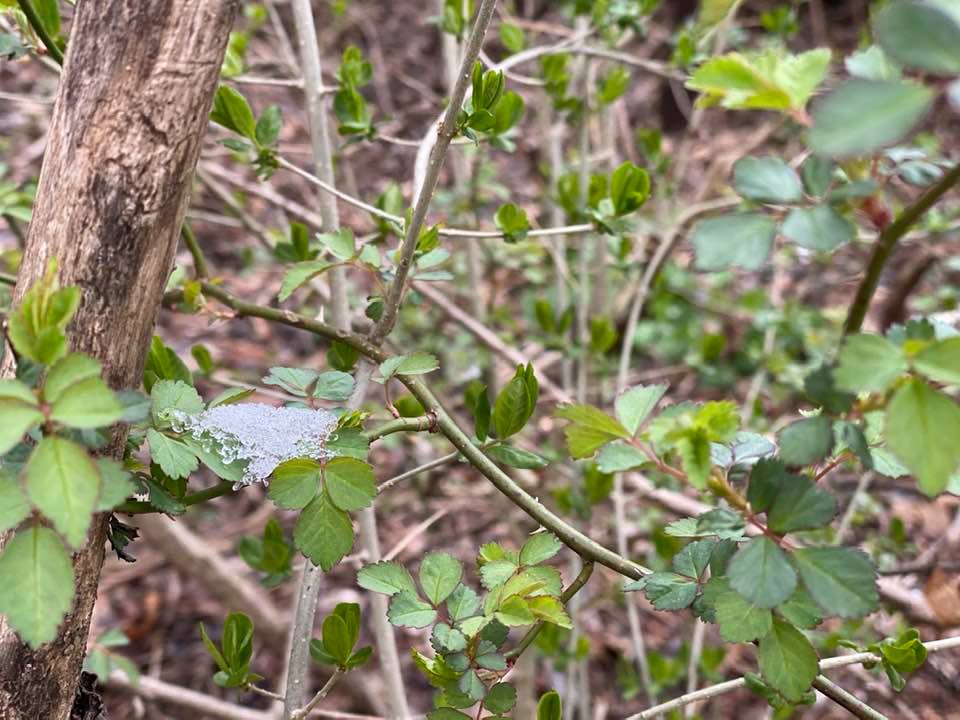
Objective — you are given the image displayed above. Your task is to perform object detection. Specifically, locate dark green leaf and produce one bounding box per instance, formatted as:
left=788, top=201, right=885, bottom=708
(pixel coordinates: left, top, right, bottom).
left=728, top=537, right=797, bottom=609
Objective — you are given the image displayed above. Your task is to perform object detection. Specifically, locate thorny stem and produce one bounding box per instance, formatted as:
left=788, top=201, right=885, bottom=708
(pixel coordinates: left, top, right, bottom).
left=843, top=163, right=960, bottom=336
left=181, top=223, right=210, bottom=279
left=368, top=0, right=499, bottom=346
left=172, top=282, right=652, bottom=580
left=628, top=636, right=960, bottom=719
left=16, top=0, right=64, bottom=65
left=505, top=561, right=594, bottom=660
left=812, top=675, right=889, bottom=720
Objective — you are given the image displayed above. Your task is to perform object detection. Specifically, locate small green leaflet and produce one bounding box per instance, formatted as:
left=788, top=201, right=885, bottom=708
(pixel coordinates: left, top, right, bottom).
left=913, top=337, right=960, bottom=385
left=294, top=490, right=354, bottom=571
left=727, top=537, right=796, bottom=609
left=388, top=589, right=437, bottom=628
left=419, top=552, right=463, bottom=605
left=692, top=213, right=777, bottom=271
left=519, top=532, right=562, bottom=566
left=758, top=618, right=818, bottom=703
left=0, top=468, right=30, bottom=534
left=555, top=404, right=630, bottom=459
left=324, top=457, right=376, bottom=512
left=835, top=334, right=907, bottom=393
left=780, top=205, right=855, bottom=252
left=714, top=584, right=773, bottom=642
left=792, top=547, right=878, bottom=618
left=278, top=261, right=333, bottom=302
left=777, top=416, right=833, bottom=467
left=615, top=383, right=667, bottom=436
left=732, top=156, right=803, bottom=204
left=357, top=560, right=418, bottom=596
left=379, top=353, right=440, bottom=381
left=26, top=436, right=101, bottom=549
left=147, top=429, right=199, bottom=480
left=268, top=458, right=320, bottom=509
left=0, top=527, right=74, bottom=649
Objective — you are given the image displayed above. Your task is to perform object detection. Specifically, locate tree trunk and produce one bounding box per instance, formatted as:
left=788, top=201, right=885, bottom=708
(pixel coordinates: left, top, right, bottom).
left=0, top=2, right=239, bottom=718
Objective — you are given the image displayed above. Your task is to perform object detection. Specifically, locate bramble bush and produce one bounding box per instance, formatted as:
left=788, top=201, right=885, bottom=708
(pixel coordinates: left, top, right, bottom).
left=2, top=0, right=960, bottom=718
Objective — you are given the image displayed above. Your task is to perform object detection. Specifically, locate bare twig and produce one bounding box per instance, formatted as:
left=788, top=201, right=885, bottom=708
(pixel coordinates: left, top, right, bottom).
left=812, top=675, right=889, bottom=720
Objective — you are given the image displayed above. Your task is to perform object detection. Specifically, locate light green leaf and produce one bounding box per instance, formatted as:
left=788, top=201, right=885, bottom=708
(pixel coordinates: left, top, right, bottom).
left=43, top=353, right=101, bottom=404
left=615, top=383, right=667, bottom=436
left=147, top=429, right=199, bottom=480
left=387, top=589, right=437, bottom=628
left=493, top=365, right=537, bottom=439
left=0, top=399, right=43, bottom=456
left=886, top=379, right=960, bottom=495
left=758, top=618, right=819, bottom=703
left=268, top=458, right=320, bottom=509
left=555, top=404, right=630, bottom=459
left=262, top=367, right=317, bottom=396
left=324, top=457, right=375, bottom=512
left=485, top=682, right=518, bottom=713
left=151, top=380, right=203, bottom=422
left=255, top=105, right=283, bottom=146
left=527, top=595, right=572, bottom=628
left=728, top=537, right=797, bottom=609
left=0, top=468, right=29, bottom=533
left=793, top=547, right=878, bottom=618
left=26, top=436, right=100, bottom=548
left=809, top=80, right=934, bottom=157
left=835, top=334, right=908, bottom=393
left=732, top=156, right=803, bottom=204
left=358, top=560, right=418, bottom=596
left=419, top=552, right=463, bottom=605
left=914, top=337, right=960, bottom=385
left=446, top=583, right=481, bottom=621
left=278, top=261, right=333, bottom=302
left=630, top=572, right=698, bottom=611
left=495, top=595, right=535, bottom=626
left=96, top=458, right=136, bottom=511
left=0, top=527, right=74, bottom=649
left=876, top=1, right=960, bottom=75
left=692, top=213, right=777, bottom=271
left=431, top=622, right=467, bottom=653
left=777, top=588, right=823, bottom=629
left=596, top=441, right=649, bottom=473
left=210, top=85, right=257, bottom=140
left=317, top=228, right=355, bottom=260
left=777, top=416, right=833, bottom=466
left=379, top=352, right=440, bottom=380
left=485, top=444, right=548, bottom=470
left=537, top=690, right=562, bottom=720
left=845, top=45, right=902, bottom=81
left=294, top=490, right=354, bottom=571
left=781, top=205, right=855, bottom=251
left=313, top=371, right=354, bottom=401
left=50, top=377, right=123, bottom=429
left=520, top=532, right=562, bottom=566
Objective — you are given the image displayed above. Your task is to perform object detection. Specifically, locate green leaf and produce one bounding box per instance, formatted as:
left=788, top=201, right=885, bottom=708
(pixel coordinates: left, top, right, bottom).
left=317, top=228, right=356, bottom=261
left=49, top=376, right=123, bottom=429
left=7, top=262, right=78, bottom=366
left=528, top=596, right=572, bottom=628
left=914, top=337, right=960, bottom=385
left=33, top=0, right=60, bottom=37
left=728, top=537, right=797, bottom=609
left=555, top=404, right=630, bottom=459
left=777, top=416, right=833, bottom=467
left=210, top=85, right=257, bottom=140
left=43, top=353, right=101, bottom=404
left=715, top=586, right=773, bottom=642
left=262, top=367, right=317, bottom=397
left=876, top=1, right=960, bottom=75
left=793, top=547, right=878, bottom=618
left=732, top=156, right=803, bottom=204
left=431, top=622, right=467, bottom=653
left=324, top=457, right=375, bottom=512
left=379, top=352, right=440, bottom=380
left=268, top=458, right=320, bottom=509
left=766, top=476, right=837, bottom=533
left=609, top=162, right=650, bottom=216
left=0, top=526, right=74, bottom=649
left=748, top=458, right=786, bottom=512
left=485, top=682, right=517, bottom=713
left=519, top=533, right=562, bottom=566
left=464, top=381, right=491, bottom=441
left=294, top=490, right=354, bottom=571
left=221, top=611, right=255, bottom=670
left=26, top=437, right=100, bottom=548
left=147, top=429, right=199, bottom=481
left=313, top=371, right=354, bottom=401
left=446, top=584, right=480, bottom=621
left=835, top=334, right=907, bottom=393
left=255, top=105, right=283, bottom=147
left=801, top=155, right=834, bottom=197
left=886, top=379, right=960, bottom=495
left=358, top=560, right=418, bottom=596
left=494, top=203, right=530, bottom=243
left=598, top=66, right=630, bottom=105
left=96, top=458, right=136, bottom=511
left=615, top=383, right=667, bottom=436
left=758, top=618, right=819, bottom=703
left=143, top=336, right=192, bottom=392
left=387, top=589, right=436, bottom=628
left=537, top=691, right=562, bottom=720
left=151, top=379, right=203, bottom=422
left=809, top=79, right=934, bottom=157
left=628, top=572, right=698, bottom=611
left=419, top=552, right=463, bottom=605
left=780, top=205, right=855, bottom=251
left=493, top=365, right=537, bottom=439
left=596, top=442, right=649, bottom=473
left=692, top=213, right=777, bottom=271
left=0, top=468, right=29, bottom=533
left=0, top=398, right=43, bottom=456
left=495, top=595, right=535, bottom=626
left=486, top=444, right=548, bottom=470
left=322, top=613, right=353, bottom=665
left=278, top=261, right=333, bottom=302
left=777, top=588, right=823, bottom=629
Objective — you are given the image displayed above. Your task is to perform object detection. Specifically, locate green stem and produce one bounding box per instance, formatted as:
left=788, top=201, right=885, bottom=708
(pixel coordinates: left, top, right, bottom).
left=843, top=163, right=960, bottom=336
left=115, top=480, right=235, bottom=516
left=506, top=561, right=594, bottom=660
left=181, top=223, right=210, bottom=279
left=0, top=272, right=17, bottom=287
left=364, top=415, right=435, bottom=442
left=812, top=676, right=889, bottom=720
left=180, top=282, right=651, bottom=580
left=16, top=0, right=64, bottom=66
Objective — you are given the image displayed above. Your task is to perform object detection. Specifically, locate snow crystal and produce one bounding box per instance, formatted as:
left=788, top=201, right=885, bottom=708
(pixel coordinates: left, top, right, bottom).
left=171, top=403, right=339, bottom=486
